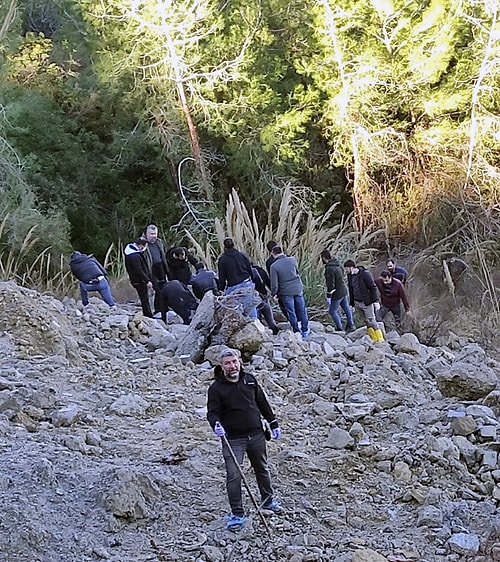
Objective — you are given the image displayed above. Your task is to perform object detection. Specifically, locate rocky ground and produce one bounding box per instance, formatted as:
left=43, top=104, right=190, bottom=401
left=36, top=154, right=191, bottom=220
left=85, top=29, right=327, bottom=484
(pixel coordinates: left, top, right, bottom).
left=0, top=280, right=500, bottom=562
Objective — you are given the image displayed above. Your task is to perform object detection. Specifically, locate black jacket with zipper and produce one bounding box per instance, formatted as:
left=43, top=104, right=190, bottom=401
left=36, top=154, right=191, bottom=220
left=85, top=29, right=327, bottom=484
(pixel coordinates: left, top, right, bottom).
left=347, top=266, right=379, bottom=306
left=207, top=367, right=278, bottom=438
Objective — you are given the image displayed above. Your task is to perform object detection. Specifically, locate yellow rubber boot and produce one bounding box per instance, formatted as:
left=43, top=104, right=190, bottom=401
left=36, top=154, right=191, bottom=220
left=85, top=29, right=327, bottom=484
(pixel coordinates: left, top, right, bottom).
left=367, top=327, right=377, bottom=341
left=374, top=328, right=385, bottom=342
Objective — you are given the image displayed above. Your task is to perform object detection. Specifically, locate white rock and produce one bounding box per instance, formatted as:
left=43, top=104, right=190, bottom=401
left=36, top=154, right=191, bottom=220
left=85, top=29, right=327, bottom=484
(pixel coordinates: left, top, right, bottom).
left=448, top=532, right=480, bottom=555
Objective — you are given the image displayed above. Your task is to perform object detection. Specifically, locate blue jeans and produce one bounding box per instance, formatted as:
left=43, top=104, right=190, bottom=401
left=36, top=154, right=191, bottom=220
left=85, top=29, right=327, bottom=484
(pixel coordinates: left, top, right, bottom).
left=225, top=280, right=257, bottom=318
left=329, top=295, right=354, bottom=329
left=79, top=279, right=115, bottom=307
left=222, top=433, right=273, bottom=516
left=281, top=294, right=308, bottom=333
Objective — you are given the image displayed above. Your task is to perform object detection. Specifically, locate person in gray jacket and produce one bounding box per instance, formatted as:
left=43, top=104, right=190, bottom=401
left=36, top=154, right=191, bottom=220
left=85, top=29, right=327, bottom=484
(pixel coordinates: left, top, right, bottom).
left=143, top=224, right=169, bottom=315
left=269, top=246, right=309, bottom=338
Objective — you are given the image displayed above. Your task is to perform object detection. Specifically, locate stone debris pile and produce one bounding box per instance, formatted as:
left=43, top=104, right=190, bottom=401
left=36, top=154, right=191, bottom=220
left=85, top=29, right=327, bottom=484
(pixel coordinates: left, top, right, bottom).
left=0, top=281, right=500, bottom=562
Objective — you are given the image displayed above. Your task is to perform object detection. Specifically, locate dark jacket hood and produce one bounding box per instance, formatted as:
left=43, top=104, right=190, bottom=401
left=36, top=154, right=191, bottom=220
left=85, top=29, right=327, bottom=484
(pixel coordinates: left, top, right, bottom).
left=70, top=252, right=90, bottom=264
left=223, top=247, right=240, bottom=257
left=327, top=258, right=340, bottom=267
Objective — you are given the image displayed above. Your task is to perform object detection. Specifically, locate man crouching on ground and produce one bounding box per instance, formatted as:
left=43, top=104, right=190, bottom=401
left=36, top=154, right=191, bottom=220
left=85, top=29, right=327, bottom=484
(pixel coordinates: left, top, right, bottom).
left=207, top=348, right=283, bottom=531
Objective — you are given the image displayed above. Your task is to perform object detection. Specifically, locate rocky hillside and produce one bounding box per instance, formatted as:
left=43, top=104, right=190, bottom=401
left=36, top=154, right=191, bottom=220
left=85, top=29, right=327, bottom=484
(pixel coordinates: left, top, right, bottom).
left=0, top=280, right=500, bottom=562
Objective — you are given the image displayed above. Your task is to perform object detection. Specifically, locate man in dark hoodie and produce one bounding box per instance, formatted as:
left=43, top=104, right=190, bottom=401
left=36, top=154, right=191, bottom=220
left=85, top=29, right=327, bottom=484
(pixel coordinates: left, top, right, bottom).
left=217, top=238, right=257, bottom=318
left=165, top=246, right=198, bottom=285
left=124, top=237, right=153, bottom=318
left=207, top=348, right=282, bottom=531
left=344, top=259, right=383, bottom=341
left=320, top=250, right=355, bottom=332
left=69, top=251, right=115, bottom=307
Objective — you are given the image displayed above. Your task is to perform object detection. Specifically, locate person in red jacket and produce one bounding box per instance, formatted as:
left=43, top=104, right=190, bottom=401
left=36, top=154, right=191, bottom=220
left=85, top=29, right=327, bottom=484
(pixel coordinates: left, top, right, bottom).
left=375, top=270, right=410, bottom=328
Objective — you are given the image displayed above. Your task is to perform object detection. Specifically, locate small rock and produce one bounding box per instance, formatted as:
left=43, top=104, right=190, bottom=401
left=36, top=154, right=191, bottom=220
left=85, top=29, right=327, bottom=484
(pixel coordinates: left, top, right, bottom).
left=448, top=533, right=480, bottom=556
left=394, top=333, right=421, bottom=354
left=351, top=548, right=388, bottom=562
left=52, top=404, right=80, bottom=427
left=325, top=427, right=354, bottom=449
left=416, top=505, right=443, bottom=527
left=393, top=461, right=412, bottom=482
left=451, top=416, right=477, bottom=436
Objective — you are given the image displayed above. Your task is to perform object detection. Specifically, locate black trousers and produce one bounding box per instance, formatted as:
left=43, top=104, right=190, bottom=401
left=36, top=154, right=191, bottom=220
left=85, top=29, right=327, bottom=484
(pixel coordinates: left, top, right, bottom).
left=132, top=283, right=153, bottom=317
left=152, top=278, right=166, bottom=314
left=222, top=433, right=273, bottom=517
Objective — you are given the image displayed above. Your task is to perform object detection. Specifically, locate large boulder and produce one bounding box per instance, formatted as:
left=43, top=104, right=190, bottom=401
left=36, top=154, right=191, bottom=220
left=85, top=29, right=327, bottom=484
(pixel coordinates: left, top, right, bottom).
left=228, top=320, right=265, bottom=353
left=176, top=292, right=217, bottom=362
left=436, top=361, right=498, bottom=400
left=101, top=468, right=161, bottom=520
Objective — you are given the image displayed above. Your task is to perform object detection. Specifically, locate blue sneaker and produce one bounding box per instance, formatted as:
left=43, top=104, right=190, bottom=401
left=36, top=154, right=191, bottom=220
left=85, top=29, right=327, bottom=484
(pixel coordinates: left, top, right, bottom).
left=226, top=514, right=246, bottom=531
left=301, top=329, right=310, bottom=339
left=262, top=499, right=284, bottom=514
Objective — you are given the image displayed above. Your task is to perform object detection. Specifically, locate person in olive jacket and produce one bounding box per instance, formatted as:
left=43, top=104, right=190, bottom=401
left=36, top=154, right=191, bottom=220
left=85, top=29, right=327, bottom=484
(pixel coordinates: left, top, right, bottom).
left=143, top=224, right=169, bottom=315
left=320, top=250, right=355, bottom=332
left=207, top=348, right=283, bottom=531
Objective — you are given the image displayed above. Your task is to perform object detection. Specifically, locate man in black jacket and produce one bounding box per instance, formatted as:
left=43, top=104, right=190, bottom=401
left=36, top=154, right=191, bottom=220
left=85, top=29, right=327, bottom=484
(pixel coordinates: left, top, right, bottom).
left=217, top=238, right=257, bottom=318
left=160, top=280, right=198, bottom=324
left=124, top=237, right=153, bottom=318
left=344, top=259, right=383, bottom=341
left=143, top=224, right=169, bottom=315
left=69, top=251, right=115, bottom=307
left=252, top=266, right=279, bottom=335
left=191, top=263, right=220, bottom=300
left=165, top=246, right=198, bottom=285
left=207, top=348, right=282, bottom=531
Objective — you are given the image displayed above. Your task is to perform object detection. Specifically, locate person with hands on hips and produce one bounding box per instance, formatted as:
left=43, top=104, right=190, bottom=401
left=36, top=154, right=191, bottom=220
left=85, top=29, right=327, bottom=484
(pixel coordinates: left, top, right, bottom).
left=207, top=347, right=283, bottom=531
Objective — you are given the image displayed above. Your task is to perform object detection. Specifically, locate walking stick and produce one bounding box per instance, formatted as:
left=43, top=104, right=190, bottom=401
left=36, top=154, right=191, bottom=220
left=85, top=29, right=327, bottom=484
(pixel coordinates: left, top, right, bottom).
left=221, top=434, right=272, bottom=538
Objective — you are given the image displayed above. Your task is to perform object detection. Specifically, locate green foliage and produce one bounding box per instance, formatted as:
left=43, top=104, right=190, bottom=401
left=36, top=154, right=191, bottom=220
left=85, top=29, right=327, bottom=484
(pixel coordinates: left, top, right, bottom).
left=0, top=0, right=499, bottom=273
left=0, top=113, right=71, bottom=276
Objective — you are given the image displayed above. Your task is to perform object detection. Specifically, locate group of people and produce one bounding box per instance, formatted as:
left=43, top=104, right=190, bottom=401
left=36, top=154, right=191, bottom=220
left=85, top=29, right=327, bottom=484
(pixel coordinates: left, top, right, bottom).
left=69, top=226, right=409, bottom=340
left=320, top=253, right=409, bottom=341
left=123, top=230, right=194, bottom=322
left=69, top=226, right=308, bottom=334
left=206, top=257, right=410, bottom=532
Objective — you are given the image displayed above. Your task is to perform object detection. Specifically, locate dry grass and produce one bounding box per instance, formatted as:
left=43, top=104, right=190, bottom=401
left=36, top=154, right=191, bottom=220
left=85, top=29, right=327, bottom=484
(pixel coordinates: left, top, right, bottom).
left=348, top=120, right=500, bottom=252
left=0, top=245, right=74, bottom=296
left=185, top=184, right=383, bottom=304
left=0, top=223, right=126, bottom=300
left=0, top=218, right=72, bottom=294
